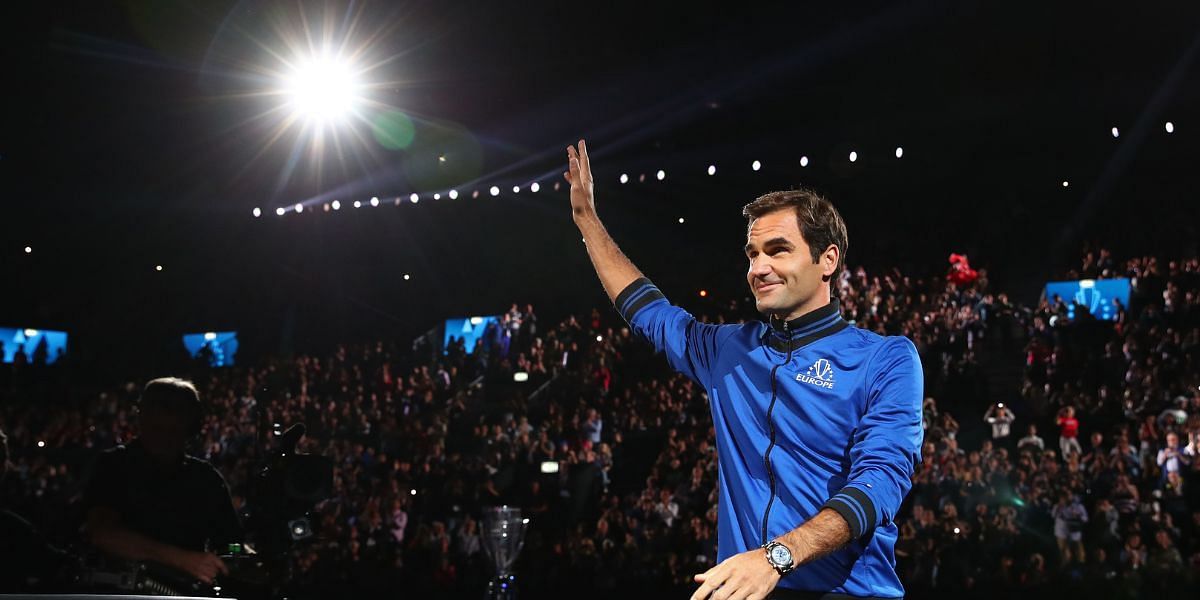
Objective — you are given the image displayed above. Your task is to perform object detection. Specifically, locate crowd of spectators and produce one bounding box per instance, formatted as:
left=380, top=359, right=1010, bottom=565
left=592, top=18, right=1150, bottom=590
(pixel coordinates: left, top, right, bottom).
left=1, top=250, right=1198, bottom=598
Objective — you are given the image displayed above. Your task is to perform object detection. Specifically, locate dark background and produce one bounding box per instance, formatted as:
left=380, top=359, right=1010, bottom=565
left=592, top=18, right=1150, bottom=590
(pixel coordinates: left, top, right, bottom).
left=3, top=0, right=1199, bottom=375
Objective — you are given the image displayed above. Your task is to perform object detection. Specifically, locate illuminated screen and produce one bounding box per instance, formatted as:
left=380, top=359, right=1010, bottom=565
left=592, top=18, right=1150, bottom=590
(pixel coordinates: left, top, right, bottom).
left=442, top=315, right=499, bottom=354
left=182, top=331, right=239, bottom=367
left=1044, top=278, right=1131, bottom=321
left=0, top=327, right=68, bottom=365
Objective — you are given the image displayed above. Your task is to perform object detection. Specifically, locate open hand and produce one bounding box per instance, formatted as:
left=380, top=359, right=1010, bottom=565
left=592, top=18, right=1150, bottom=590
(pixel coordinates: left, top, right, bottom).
left=563, top=139, right=596, bottom=220
left=691, top=547, right=781, bottom=600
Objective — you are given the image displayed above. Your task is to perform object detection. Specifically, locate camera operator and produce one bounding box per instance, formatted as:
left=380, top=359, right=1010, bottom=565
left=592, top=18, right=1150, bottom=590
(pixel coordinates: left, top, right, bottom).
left=82, top=377, right=242, bottom=585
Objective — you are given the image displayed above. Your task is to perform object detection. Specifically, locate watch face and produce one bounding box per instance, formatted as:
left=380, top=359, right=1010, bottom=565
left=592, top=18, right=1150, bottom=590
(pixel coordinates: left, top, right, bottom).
left=770, top=544, right=792, bottom=565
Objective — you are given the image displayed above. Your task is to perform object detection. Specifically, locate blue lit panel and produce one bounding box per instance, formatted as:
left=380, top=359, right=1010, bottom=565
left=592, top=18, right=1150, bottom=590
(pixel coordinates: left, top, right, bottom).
left=182, top=331, right=239, bottom=367
left=1044, top=278, right=1131, bottom=321
left=442, top=315, right=499, bottom=354
left=0, top=327, right=68, bottom=365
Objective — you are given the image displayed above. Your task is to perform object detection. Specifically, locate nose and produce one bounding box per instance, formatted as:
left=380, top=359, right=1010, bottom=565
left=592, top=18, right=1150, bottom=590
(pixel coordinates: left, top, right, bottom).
left=748, top=257, right=772, bottom=281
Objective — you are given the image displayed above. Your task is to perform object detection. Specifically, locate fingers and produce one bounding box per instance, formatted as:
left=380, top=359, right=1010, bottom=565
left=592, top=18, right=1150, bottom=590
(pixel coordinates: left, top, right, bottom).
left=578, top=139, right=591, bottom=175
left=566, top=145, right=580, bottom=185
left=566, top=140, right=592, bottom=185
left=691, top=570, right=728, bottom=600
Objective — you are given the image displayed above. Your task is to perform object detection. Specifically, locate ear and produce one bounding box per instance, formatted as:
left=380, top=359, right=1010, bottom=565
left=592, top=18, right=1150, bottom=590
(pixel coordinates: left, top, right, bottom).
left=820, top=244, right=840, bottom=281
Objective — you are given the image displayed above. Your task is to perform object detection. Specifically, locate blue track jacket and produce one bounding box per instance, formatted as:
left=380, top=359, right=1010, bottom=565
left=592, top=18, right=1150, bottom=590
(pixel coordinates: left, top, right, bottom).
left=615, top=278, right=923, bottom=599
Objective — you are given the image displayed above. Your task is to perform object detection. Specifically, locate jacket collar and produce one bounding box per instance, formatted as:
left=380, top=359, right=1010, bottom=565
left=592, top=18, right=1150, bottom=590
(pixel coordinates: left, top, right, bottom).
left=762, top=297, right=849, bottom=352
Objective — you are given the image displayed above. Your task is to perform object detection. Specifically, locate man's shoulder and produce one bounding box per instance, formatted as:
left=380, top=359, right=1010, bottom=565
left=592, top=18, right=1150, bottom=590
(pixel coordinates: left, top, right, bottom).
left=838, top=326, right=917, bottom=358
left=182, top=455, right=233, bottom=491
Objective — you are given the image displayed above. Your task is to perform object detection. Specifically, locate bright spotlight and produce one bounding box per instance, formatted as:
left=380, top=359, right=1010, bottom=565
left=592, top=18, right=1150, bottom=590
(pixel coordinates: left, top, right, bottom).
left=707, top=165, right=716, bottom=175
left=678, top=217, right=685, bottom=224
left=799, top=156, right=809, bottom=167
left=1111, top=127, right=1119, bottom=138
left=1062, top=181, right=1069, bottom=188
left=410, top=193, right=419, bottom=203
left=530, top=182, right=540, bottom=193
left=490, top=186, right=500, bottom=196
left=282, top=55, right=361, bottom=122
left=23, top=329, right=38, bottom=337
left=353, top=200, right=362, bottom=208
left=204, top=332, right=217, bottom=341
left=895, top=147, right=904, bottom=158
left=619, top=173, right=629, bottom=184
left=24, top=246, right=32, bottom=254
left=1165, top=121, right=1175, bottom=133
left=370, top=197, right=380, bottom=207
left=849, top=151, right=858, bottom=162
left=449, top=189, right=459, bottom=199
left=295, top=203, right=304, bottom=213
left=37, top=441, right=45, bottom=448
left=656, top=170, right=666, bottom=181
left=403, top=274, right=411, bottom=280
left=252, top=207, right=262, bottom=218
left=332, top=200, right=341, bottom=210
left=276, top=207, right=287, bottom=216
left=433, top=193, right=441, bottom=200
left=512, top=185, right=520, bottom=193
left=155, top=265, right=164, bottom=272
left=752, top=160, right=762, bottom=171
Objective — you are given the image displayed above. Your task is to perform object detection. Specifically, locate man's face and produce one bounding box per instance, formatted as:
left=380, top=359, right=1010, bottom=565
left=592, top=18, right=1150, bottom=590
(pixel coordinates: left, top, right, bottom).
left=745, top=209, right=835, bottom=319
left=138, top=406, right=191, bottom=466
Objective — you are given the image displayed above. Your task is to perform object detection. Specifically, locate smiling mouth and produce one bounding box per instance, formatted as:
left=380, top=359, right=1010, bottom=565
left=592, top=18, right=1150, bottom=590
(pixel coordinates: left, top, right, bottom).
left=756, top=282, right=781, bottom=292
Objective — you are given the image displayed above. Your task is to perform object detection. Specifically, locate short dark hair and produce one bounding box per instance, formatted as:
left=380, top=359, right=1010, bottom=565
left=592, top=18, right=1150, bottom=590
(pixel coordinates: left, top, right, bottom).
left=742, top=189, right=849, bottom=280
left=140, top=377, right=203, bottom=435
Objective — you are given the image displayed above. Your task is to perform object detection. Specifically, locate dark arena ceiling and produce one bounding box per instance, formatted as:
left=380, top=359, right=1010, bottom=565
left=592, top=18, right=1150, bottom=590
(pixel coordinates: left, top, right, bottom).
left=3, top=0, right=1199, bottom=371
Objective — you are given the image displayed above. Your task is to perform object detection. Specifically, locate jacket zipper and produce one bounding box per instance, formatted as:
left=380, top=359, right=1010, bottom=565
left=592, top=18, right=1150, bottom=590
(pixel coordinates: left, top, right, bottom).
left=761, top=319, right=795, bottom=545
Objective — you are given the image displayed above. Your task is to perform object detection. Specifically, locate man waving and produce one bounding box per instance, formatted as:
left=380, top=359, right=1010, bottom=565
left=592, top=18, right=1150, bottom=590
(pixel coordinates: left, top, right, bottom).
left=564, top=140, right=923, bottom=600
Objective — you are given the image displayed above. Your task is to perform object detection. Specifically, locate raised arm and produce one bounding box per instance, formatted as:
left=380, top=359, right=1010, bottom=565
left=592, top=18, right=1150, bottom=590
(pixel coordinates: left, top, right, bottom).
left=564, top=140, right=644, bottom=302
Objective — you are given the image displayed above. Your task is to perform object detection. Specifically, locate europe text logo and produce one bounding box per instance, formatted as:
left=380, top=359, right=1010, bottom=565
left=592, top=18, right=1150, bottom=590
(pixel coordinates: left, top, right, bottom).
left=796, top=358, right=835, bottom=389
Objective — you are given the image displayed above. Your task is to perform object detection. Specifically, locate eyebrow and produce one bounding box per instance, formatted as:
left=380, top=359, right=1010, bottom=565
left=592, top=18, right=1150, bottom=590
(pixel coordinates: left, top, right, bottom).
left=744, top=237, right=794, bottom=255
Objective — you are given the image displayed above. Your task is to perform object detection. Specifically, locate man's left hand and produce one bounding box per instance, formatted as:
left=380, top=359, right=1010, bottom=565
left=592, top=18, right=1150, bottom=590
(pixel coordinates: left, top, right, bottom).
left=691, top=547, right=781, bottom=600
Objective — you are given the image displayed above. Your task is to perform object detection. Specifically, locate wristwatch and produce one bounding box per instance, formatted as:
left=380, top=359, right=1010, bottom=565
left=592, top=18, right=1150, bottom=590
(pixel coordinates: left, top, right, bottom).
left=762, top=540, right=795, bottom=575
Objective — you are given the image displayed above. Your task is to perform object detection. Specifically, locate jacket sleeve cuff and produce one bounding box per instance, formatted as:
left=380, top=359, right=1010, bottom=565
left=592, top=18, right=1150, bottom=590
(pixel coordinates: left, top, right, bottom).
left=821, top=485, right=878, bottom=540
left=613, top=277, right=665, bottom=323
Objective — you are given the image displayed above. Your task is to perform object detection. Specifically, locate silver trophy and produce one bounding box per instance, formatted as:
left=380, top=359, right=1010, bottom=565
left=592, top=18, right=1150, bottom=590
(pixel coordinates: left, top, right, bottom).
left=481, top=505, right=529, bottom=600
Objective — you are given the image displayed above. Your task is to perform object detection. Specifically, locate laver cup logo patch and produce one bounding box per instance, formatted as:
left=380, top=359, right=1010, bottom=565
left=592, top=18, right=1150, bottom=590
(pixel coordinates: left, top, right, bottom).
left=797, top=358, right=835, bottom=389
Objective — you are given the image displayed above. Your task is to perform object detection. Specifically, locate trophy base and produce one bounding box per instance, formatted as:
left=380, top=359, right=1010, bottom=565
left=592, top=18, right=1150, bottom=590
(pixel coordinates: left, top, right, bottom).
left=486, top=574, right=518, bottom=600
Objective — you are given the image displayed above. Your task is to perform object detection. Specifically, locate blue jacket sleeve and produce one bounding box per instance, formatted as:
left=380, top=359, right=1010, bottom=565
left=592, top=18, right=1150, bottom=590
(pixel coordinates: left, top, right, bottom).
left=822, top=335, right=924, bottom=540
left=613, top=278, right=728, bottom=387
